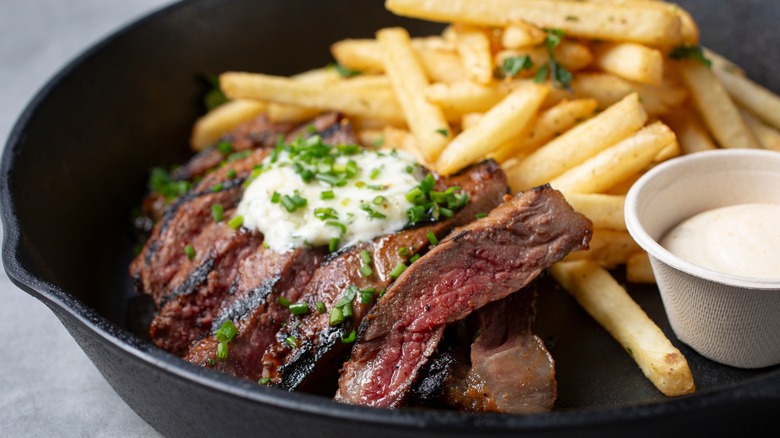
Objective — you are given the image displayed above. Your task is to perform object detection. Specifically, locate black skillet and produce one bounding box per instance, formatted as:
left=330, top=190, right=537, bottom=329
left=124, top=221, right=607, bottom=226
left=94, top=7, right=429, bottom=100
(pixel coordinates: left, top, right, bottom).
left=2, top=0, right=779, bottom=436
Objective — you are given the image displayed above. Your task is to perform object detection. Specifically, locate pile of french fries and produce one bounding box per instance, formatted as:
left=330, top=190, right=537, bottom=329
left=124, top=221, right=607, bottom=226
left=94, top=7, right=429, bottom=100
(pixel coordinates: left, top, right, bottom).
left=189, top=0, right=780, bottom=399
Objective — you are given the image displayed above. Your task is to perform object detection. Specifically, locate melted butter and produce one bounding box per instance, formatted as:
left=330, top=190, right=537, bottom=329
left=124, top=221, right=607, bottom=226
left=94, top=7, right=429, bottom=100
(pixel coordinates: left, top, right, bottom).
left=238, top=149, right=422, bottom=252
left=660, top=203, right=780, bottom=279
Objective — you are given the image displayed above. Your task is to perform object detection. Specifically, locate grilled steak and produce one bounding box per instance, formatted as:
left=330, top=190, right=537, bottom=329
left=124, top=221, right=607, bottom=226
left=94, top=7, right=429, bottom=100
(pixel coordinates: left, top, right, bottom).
left=132, top=113, right=354, bottom=356
left=335, top=186, right=592, bottom=408
left=431, top=289, right=557, bottom=413
left=184, top=247, right=324, bottom=379
left=260, top=160, right=509, bottom=394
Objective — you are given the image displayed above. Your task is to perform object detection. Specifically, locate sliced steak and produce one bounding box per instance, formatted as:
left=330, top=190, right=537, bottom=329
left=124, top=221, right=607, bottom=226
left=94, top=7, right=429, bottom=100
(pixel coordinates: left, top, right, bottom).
left=131, top=148, right=268, bottom=306
left=261, top=160, right=509, bottom=394
left=436, top=289, right=557, bottom=413
left=184, top=247, right=325, bottom=380
left=335, top=185, right=592, bottom=408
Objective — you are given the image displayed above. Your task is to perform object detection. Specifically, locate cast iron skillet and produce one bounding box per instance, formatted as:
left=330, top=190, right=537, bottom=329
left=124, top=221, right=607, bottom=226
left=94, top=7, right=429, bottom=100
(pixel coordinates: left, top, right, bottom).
left=2, top=0, right=779, bottom=436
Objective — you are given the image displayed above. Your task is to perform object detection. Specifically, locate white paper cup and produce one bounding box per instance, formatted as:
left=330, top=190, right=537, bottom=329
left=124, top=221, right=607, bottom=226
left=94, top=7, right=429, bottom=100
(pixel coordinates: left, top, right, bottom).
left=625, top=149, right=780, bottom=368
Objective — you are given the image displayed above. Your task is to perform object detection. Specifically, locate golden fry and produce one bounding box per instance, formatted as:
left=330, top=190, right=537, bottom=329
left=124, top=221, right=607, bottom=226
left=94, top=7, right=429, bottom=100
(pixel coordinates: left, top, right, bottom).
left=626, top=251, right=656, bottom=284
left=190, top=99, right=267, bottom=151
left=551, top=260, right=695, bottom=397
left=592, top=42, right=664, bottom=85
left=377, top=27, right=452, bottom=162
left=561, top=192, right=626, bottom=231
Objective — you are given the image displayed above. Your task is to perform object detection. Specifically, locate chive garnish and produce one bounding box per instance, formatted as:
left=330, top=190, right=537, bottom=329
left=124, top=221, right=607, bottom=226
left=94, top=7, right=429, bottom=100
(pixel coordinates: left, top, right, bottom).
left=397, top=247, right=408, bottom=257
left=289, top=302, right=309, bottom=315
left=476, top=212, right=487, bottom=219
left=321, top=190, right=335, bottom=200
left=329, top=237, right=339, bottom=252
left=326, top=220, right=347, bottom=234
left=285, top=336, right=298, bottom=348
left=359, top=265, right=373, bottom=277
left=427, top=231, right=439, bottom=246
left=212, top=204, right=224, bottom=222
left=389, top=262, right=407, bottom=279
left=329, top=307, right=344, bottom=326
left=211, top=183, right=224, bottom=192
left=228, top=215, right=244, bottom=230
left=184, top=245, right=196, bottom=261
left=271, top=192, right=281, bottom=203
left=341, top=329, right=357, bottom=344
left=315, top=301, right=326, bottom=314
left=258, top=377, right=271, bottom=385
left=360, top=250, right=372, bottom=265
left=277, top=296, right=291, bottom=307
left=410, top=254, right=421, bottom=263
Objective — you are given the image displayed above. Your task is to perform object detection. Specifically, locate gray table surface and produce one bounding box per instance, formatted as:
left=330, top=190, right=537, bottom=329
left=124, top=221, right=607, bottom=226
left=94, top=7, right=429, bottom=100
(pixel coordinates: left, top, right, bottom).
left=0, top=1, right=175, bottom=436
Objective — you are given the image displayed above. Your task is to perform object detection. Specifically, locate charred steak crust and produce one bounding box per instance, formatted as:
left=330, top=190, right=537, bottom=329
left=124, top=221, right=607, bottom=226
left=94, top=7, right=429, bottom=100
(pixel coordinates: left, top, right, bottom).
left=335, top=185, right=592, bottom=408
left=260, top=160, right=509, bottom=394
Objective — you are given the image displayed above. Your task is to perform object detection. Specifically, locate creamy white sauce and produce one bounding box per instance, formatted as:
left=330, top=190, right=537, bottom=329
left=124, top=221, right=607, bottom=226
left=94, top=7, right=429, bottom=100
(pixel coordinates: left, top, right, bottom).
left=237, top=148, right=422, bottom=252
left=660, top=203, right=780, bottom=279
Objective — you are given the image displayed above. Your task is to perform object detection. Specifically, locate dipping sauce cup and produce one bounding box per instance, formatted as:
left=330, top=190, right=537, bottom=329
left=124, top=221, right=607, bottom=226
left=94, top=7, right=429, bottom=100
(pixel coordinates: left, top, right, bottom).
left=625, top=149, right=780, bottom=368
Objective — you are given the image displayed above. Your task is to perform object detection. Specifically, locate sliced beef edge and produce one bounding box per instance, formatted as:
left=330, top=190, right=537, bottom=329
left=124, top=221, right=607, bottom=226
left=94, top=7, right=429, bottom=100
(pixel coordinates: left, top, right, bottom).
left=335, top=185, right=593, bottom=408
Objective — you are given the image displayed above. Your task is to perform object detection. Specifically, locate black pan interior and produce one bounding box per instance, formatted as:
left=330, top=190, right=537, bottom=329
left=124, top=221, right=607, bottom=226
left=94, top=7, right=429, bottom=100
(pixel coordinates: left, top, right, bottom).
left=2, top=0, right=779, bottom=434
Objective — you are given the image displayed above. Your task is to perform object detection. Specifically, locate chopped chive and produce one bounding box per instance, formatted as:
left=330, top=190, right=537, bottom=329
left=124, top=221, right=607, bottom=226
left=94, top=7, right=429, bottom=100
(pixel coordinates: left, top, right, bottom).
left=315, top=301, right=326, bottom=314
left=476, top=212, right=488, bottom=219
left=342, top=302, right=353, bottom=318
left=227, top=150, right=251, bottom=162
left=277, top=296, right=291, bottom=307
left=228, top=215, right=244, bottom=230
left=215, top=319, right=238, bottom=343
left=217, top=141, right=232, bottom=155
left=289, top=302, right=309, bottom=315
left=372, top=196, right=386, bottom=205
left=314, top=207, right=339, bottom=221
left=184, top=245, right=196, bottom=261
left=341, top=329, right=357, bottom=344
left=397, top=247, right=408, bottom=257
left=258, top=377, right=271, bottom=385
left=370, top=167, right=382, bottom=179
left=405, top=165, right=414, bottom=174
left=280, top=195, right=298, bottom=212
left=427, top=231, right=439, bottom=246
left=360, top=290, right=374, bottom=304
left=379, top=287, right=387, bottom=297
left=366, top=184, right=382, bottom=190
left=435, top=128, right=448, bottom=137
left=271, top=192, right=281, bottom=203
left=226, top=169, right=237, bottom=179
left=329, top=306, right=344, bottom=326
left=285, top=336, right=298, bottom=348
left=409, top=254, right=421, bottom=263
left=262, top=240, right=270, bottom=249
left=360, top=250, right=372, bottom=265
left=360, top=203, right=387, bottom=219
left=316, top=173, right=346, bottom=186
left=212, top=204, right=224, bottom=222
left=321, top=190, right=335, bottom=200
left=389, top=262, right=407, bottom=279
left=329, top=237, right=339, bottom=252
left=211, top=183, right=224, bottom=192
left=325, top=220, right=347, bottom=234
left=359, top=265, right=373, bottom=277
left=216, top=341, right=228, bottom=360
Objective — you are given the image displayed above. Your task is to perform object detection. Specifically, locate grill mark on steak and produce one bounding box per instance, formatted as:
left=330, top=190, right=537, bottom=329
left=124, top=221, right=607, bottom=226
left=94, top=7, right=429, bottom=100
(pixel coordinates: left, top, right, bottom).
left=261, top=160, right=509, bottom=394
left=428, top=288, right=557, bottom=413
left=184, top=248, right=324, bottom=381
left=130, top=149, right=268, bottom=305
left=335, top=185, right=592, bottom=408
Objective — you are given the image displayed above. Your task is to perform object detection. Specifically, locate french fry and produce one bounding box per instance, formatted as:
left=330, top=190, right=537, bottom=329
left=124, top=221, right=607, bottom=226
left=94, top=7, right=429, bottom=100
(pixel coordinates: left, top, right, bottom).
left=592, top=42, right=664, bottom=85
left=190, top=99, right=267, bottom=151
left=501, top=21, right=547, bottom=49
left=560, top=73, right=687, bottom=116
left=550, top=122, right=676, bottom=194
left=653, top=141, right=681, bottom=164
left=267, top=68, right=343, bottom=123
left=357, top=129, right=385, bottom=149
left=561, top=192, right=626, bottom=231
left=436, top=82, right=549, bottom=175
left=626, top=251, right=656, bottom=284
left=604, top=173, right=641, bottom=196
left=490, top=98, right=598, bottom=162
left=460, top=112, right=484, bottom=131
left=588, top=0, right=698, bottom=45
left=377, top=27, right=452, bottom=162
left=386, top=0, right=684, bottom=46
left=496, top=40, right=593, bottom=74
left=561, top=229, right=641, bottom=269
left=712, top=63, right=780, bottom=131
left=740, top=108, right=780, bottom=152
left=661, top=107, right=717, bottom=154
left=702, top=48, right=744, bottom=76
left=331, top=38, right=466, bottom=83
left=425, top=81, right=510, bottom=114
left=507, top=93, right=647, bottom=192
left=551, top=260, right=695, bottom=397
left=676, top=59, right=760, bottom=149
left=454, top=25, right=494, bottom=84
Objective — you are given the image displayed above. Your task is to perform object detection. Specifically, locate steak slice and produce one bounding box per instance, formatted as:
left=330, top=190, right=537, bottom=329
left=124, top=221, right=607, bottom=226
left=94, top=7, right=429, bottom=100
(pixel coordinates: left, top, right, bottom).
left=184, top=247, right=325, bottom=380
left=335, top=185, right=592, bottom=408
left=435, top=289, right=557, bottom=413
left=131, top=148, right=269, bottom=306
left=261, top=160, right=509, bottom=394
